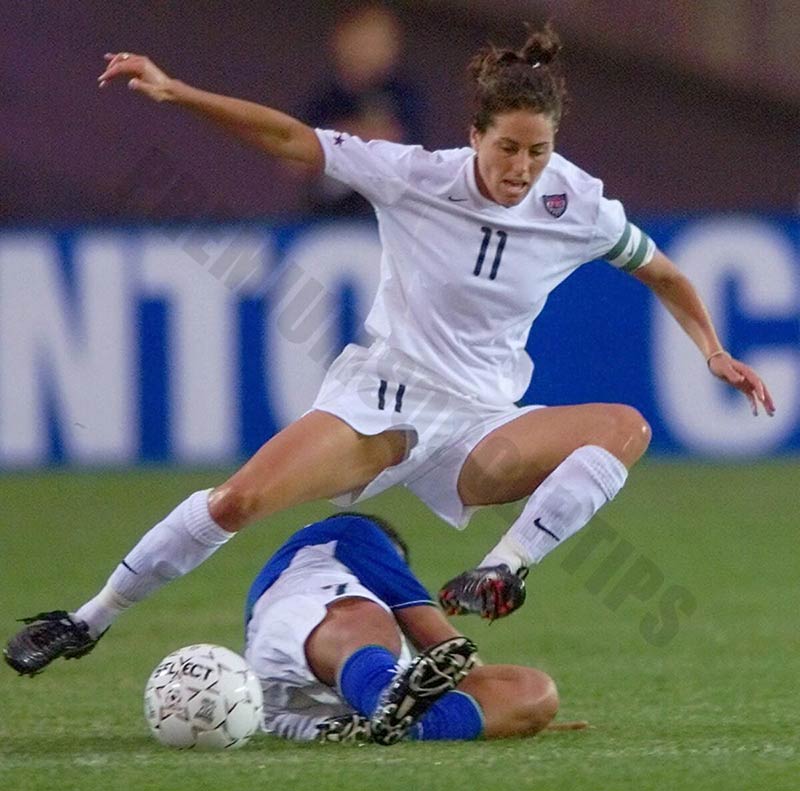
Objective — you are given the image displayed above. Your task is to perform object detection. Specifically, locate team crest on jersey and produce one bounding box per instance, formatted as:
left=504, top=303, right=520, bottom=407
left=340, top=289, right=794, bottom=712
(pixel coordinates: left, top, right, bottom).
left=542, top=193, right=568, bottom=218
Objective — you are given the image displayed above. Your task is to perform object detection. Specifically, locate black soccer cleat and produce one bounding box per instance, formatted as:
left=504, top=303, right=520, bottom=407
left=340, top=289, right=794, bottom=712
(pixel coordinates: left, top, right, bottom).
left=439, top=565, right=528, bottom=621
left=3, top=611, right=104, bottom=676
left=316, top=713, right=372, bottom=744
left=370, top=636, right=478, bottom=746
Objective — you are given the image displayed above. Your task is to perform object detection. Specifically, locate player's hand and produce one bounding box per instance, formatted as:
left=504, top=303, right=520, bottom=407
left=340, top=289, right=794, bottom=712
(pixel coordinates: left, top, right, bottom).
left=97, top=52, right=173, bottom=102
left=708, top=352, right=775, bottom=417
left=545, top=720, right=590, bottom=731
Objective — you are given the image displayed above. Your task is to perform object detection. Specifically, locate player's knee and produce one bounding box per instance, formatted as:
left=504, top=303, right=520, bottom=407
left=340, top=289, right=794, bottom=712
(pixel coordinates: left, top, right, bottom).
left=536, top=674, right=560, bottom=729
left=208, top=484, right=261, bottom=532
left=520, top=669, right=559, bottom=733
left=621, top=405, right=652, bottom=459
left=601, top=404, right=651, bottom=464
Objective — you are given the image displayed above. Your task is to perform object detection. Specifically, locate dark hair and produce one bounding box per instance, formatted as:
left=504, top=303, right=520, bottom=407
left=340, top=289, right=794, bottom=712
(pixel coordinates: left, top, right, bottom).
left=328, top=512, right=411, bottom=562
left=469, top=23, right=568, bottom=132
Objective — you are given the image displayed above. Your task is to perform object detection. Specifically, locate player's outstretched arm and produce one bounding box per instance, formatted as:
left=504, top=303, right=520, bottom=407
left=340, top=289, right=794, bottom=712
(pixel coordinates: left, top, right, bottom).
left=97, top=52, right=324, bottom=169
left=634, top=250, right=775, bottom=416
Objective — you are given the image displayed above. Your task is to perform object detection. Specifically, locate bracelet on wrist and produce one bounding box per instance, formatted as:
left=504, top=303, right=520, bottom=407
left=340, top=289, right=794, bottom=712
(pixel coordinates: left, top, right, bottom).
left=706, top=349, right=729, bottom=368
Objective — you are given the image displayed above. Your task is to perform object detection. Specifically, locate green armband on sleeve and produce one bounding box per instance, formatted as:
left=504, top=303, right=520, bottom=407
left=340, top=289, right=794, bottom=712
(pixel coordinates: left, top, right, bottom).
left=605, top=222, right=656, bottom=272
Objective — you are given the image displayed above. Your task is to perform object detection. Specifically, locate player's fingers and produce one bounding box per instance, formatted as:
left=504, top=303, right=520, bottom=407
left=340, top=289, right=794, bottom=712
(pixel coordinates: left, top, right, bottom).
left=750, top=373, right=768, bottom=408
left=736, top=368, right=771, bottom=417
left=128, top=77, right=158, bottom=97
left=713, top=358, right=744, bottom=385
left=100, top=52, right=135, bottom=74
left=724, top=359, right=775, bottom=416
left=749, top=379, right=774, bottom=417
left=738, top=365, right=753, bottom=384
left=762, top=382, right=776, bottom=416
left=726, top=365, right=746, bottom=385
left=98, top=59, right=140, bottom=87
left=745, top=388, right=758, bottom=417
left=97, top=63, right=126, bottom=83
left=545, top=720, right=589, bottom=731
left=737, top=372, right=756, bottom=394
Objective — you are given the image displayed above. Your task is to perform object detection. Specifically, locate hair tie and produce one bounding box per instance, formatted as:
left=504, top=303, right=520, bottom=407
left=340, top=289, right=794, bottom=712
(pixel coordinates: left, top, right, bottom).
left=531, top=61, right=541, bottom=69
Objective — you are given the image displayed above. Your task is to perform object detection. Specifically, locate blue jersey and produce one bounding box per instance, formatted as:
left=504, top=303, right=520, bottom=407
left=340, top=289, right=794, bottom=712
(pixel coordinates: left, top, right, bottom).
left=245, top=515, right=434, bottom=624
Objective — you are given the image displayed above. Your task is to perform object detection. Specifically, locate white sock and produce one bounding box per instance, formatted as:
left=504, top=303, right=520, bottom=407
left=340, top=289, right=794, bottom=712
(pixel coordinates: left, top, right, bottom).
left=75, top=489, right=233, bottom=637
left=480, top=446, right=628, bottom=571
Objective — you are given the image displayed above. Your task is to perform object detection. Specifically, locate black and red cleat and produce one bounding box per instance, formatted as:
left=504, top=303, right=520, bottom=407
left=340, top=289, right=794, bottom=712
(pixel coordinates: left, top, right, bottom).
left=439, top=565, right=528, bottom=621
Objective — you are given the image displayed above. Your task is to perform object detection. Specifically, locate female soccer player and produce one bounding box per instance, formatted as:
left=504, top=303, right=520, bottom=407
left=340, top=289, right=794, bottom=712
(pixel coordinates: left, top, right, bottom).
left=4, top=25, right=774, bottom=674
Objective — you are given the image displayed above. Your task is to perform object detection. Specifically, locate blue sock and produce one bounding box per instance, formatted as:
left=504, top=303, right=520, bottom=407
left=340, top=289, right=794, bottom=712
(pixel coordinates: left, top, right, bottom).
left=337, top=645, right=397, bottom=716
left=409, top=691, right=485, bottom=741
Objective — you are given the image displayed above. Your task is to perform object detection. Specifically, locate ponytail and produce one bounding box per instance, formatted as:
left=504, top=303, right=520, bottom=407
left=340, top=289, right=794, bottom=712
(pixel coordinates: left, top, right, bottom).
left=469, top=23, right=567, bottom=131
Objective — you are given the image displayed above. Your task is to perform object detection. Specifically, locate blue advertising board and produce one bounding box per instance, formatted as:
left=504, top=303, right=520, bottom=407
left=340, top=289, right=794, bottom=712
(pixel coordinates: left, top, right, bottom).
left=0, top=216, right=797, bottom=468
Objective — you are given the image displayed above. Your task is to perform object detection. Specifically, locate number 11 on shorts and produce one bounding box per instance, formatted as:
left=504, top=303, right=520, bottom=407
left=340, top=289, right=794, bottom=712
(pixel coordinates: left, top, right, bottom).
left=377, top=380, right=407, bottom=413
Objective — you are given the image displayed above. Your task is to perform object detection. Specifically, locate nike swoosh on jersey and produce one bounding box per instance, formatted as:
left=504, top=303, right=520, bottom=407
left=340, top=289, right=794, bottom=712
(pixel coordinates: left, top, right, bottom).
left=447, top=196, right=468, bottom=202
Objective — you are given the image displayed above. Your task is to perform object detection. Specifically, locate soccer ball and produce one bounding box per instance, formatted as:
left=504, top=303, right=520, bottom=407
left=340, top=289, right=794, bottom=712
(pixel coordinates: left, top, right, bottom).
left=144, top=643, right=263, bottom=750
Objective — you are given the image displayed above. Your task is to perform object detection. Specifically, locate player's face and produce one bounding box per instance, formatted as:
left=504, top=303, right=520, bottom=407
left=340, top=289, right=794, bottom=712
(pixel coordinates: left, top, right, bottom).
left=470, top=110, right=556, bottom=207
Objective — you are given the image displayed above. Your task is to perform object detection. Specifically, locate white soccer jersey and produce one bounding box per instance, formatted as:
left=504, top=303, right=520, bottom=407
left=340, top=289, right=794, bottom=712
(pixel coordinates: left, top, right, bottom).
left=316, top=130, right=655, bottom=406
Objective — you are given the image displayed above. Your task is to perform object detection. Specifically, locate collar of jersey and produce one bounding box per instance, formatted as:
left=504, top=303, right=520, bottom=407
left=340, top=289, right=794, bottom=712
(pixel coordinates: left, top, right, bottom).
left=464, top=155, right=534, bottom=215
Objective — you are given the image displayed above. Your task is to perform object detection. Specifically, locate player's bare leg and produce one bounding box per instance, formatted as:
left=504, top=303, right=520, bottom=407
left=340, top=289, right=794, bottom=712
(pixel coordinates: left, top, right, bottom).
left=458, top=665, right=559, bottom=737
left=458, top=403, right=650, bottom=506
left=4, top=413, right=408, bottom=676
left=441, top=403, right=650, bottom=619
left=209, top=410, right=408, bottom=530
left=305, top=598, right=404, bottom=686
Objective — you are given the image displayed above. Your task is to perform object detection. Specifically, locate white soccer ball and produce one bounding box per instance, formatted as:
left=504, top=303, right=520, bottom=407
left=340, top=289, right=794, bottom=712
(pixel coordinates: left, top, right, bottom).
left=144, top=643, right=263, bottom=750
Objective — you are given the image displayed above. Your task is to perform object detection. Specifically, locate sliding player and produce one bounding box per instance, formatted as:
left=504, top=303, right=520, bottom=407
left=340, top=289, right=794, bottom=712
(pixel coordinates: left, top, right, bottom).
left=244, top=512, right=558, bottom=743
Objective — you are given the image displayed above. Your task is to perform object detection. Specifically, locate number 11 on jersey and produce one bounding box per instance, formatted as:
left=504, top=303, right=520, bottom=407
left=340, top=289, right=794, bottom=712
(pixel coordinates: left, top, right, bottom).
left=474, top=227, right=507, bottom=281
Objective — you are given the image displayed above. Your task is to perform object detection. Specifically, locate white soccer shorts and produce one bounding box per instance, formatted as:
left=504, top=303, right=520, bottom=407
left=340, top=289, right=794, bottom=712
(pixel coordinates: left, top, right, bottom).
left=244, top=562, right=410, bottom=741
left=311, top=342, right=543, bottom=527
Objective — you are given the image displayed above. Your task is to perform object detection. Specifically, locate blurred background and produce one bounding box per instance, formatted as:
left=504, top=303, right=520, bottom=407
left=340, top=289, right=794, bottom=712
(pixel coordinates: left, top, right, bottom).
left=0, top=0, right=798, bottom=467
left=3, top=0, right=800, bottom=220
left=3, top=8, right=798, bottom=785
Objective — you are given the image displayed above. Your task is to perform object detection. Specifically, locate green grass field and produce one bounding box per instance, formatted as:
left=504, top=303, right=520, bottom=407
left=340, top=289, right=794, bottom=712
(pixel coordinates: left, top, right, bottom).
left=1, top=462, right=798, bottom=790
